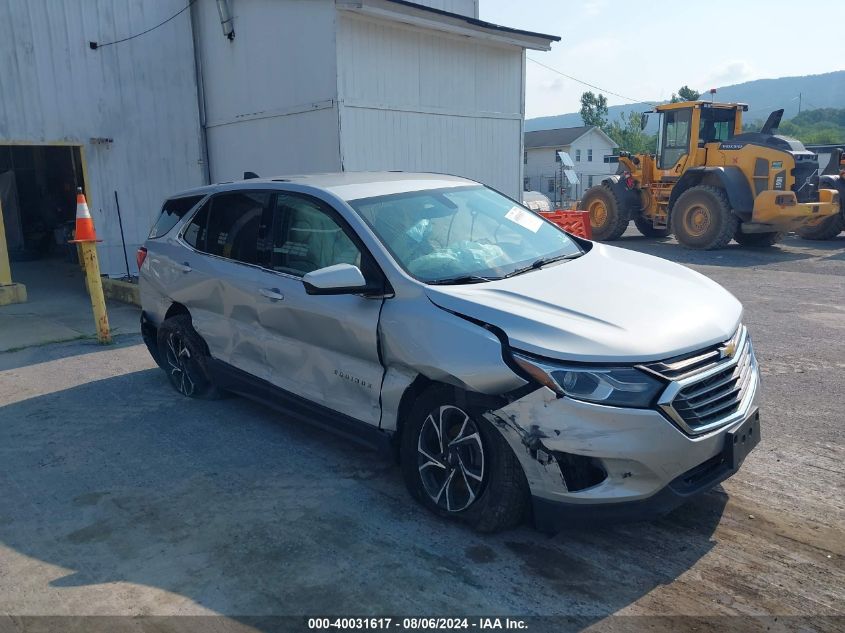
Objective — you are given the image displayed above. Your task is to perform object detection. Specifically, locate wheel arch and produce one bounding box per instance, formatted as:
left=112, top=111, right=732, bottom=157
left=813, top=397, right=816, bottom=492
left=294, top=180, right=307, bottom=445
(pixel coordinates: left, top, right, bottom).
left=668, top=167, right=753, bottom=219
left=164, top=301, right=191, bottom=321
left=600, top=174, right=640, bottom=211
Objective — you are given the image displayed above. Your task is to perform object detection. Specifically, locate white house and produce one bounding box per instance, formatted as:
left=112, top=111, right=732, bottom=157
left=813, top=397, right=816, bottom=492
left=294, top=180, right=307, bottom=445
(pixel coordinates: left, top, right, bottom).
left=0, top=0, right=558, bottom=281
left=523, top=126, right=618, bottom=206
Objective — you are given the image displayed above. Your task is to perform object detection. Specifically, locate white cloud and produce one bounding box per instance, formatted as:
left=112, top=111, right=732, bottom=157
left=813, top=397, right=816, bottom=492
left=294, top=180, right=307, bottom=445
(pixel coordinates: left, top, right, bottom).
left=701, top=60, right=756, bottom=88
left=582, top=0, right=608, bottom=17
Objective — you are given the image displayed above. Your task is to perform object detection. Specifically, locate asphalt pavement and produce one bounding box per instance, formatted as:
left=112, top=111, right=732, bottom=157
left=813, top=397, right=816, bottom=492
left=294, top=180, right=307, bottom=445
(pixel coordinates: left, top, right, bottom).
left=0, top=231, right=842, bottom=632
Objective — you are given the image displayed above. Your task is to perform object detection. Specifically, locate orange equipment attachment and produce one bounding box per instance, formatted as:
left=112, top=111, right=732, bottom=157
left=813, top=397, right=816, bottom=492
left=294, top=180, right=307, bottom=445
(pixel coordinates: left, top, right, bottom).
left=539, top=210, right=593, bottom=240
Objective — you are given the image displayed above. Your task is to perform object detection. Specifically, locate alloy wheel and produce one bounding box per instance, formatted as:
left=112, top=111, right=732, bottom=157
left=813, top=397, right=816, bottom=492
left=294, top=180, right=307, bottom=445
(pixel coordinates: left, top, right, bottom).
left=417, top=405, right=485, bottom=512
left=165, top=332, right=197, bottom=397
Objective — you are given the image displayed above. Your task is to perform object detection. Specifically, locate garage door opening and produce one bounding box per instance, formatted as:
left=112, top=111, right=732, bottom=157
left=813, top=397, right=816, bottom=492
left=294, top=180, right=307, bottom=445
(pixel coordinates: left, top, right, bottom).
left=0, top=144, right=86, bottom=261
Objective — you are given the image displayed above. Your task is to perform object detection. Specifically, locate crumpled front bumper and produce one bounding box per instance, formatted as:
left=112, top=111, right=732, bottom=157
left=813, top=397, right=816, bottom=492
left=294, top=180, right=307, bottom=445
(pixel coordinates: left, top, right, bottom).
left=483, top=380, right=761, bottom=531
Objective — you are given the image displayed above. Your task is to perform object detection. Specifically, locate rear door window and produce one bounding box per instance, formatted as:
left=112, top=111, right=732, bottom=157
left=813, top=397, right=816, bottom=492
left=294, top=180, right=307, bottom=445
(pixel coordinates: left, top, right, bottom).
left=182, top=199, right=211, bottom=251
left=202, top=191, right=272, bottom=266
left=149, top=195, right=205, bottom=239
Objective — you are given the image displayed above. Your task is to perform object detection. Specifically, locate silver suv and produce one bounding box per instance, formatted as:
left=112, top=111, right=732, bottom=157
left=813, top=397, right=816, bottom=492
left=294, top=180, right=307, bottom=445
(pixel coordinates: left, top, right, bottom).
left=139, top=172, right=761, bottom=533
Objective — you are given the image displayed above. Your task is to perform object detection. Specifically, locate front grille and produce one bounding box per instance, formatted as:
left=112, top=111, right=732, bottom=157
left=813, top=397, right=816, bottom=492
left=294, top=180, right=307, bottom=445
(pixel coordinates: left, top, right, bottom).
left=792, top=156, right=820, bottom=203
left=642, top=326, right=758, bottom=435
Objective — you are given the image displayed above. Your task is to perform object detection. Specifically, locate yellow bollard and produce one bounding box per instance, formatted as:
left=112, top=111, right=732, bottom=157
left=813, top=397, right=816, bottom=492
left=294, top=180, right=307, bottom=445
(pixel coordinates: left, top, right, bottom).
left=0, top=199, right=28, bottom=306
left=78, top=241, right=111, bottom=344
left=69, top=188, right=111, bottom=344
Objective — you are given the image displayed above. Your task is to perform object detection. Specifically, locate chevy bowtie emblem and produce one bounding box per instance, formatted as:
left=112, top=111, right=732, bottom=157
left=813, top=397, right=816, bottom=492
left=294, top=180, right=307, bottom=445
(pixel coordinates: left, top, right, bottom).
left=719, top=341, right=737, bottom=359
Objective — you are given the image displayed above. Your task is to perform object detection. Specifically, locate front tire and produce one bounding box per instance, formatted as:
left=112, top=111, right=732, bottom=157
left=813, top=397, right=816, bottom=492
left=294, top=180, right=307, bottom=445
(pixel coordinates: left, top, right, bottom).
left=633, top=215, right=671, bottom=238
left=400, top=386, right=528, bottom=533
left=796, top=213, right=845, bottom=240
left=671, top=185, right=738, bottom=250
left=733, top=229, right=784, bottom=247
left=581, top=184, right=630, bottom=241
left=156, top=314, right=221, bottom=399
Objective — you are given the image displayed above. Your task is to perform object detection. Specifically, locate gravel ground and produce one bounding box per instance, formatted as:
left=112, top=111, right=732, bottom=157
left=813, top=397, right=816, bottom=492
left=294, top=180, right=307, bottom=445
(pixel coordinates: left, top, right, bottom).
left=0, top=231, right=842, bottom=632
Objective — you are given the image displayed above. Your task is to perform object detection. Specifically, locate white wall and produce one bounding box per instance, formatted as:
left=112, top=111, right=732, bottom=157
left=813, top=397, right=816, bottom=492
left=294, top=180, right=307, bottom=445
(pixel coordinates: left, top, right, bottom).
left=0, top=0, right=205, bottom=275
left=336, top=13, right=524, bottom=198
left=193, top=0, right=342, bottom=180
left=407, top=0, right=479, bottom=18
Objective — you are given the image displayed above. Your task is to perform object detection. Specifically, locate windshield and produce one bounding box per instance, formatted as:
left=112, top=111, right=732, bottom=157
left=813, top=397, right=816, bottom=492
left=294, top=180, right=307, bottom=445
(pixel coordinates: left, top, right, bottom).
left=348, top=185, right=582, bottom=283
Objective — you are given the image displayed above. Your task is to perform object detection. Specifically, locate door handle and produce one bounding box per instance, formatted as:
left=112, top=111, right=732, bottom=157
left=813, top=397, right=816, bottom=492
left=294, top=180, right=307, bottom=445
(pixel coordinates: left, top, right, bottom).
left=176, top=262, right=192, bottom=273
left=259, top=287, right=285, bottom=301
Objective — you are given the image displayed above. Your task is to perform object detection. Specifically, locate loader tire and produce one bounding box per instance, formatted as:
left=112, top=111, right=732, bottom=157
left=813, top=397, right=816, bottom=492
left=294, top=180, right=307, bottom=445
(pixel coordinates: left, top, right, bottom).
left=633, top=216, right=671, bottom=238
left=733, top=230, right=784, bottom=248
left=796, top=213, right=845, bottom=240
left=582, top=184, right=630, bottom=241
left=671, top=185, right=738, bottom=250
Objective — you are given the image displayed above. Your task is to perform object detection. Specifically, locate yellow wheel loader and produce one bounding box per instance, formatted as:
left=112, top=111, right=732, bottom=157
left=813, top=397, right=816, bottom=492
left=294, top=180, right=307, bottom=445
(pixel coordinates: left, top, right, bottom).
left=581, top=102, right=843, bottom=249
left=796, top=147, right=845, bottom=240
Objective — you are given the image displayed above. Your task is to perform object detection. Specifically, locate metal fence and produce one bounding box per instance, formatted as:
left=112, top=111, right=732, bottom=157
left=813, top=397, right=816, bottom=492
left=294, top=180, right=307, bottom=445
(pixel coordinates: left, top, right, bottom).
left=524, top=170, right=612, bottom=208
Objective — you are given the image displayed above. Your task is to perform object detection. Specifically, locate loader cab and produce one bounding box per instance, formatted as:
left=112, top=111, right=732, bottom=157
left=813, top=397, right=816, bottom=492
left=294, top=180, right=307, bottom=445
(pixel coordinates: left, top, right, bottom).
left=652, top=102, right=746, bottom=171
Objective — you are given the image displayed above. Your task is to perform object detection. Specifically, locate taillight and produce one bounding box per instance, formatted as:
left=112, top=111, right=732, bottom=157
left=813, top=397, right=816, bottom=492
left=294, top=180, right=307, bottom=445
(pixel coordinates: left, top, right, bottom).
left=136, top=246, right=148, bottom=270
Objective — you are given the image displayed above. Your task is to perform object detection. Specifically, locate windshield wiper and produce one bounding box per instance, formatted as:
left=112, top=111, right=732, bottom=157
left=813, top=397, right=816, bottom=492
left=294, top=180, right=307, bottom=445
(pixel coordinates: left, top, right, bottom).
left=504, top=252, right=583, bottom=279
left=427, top=274, right=501, bottom=285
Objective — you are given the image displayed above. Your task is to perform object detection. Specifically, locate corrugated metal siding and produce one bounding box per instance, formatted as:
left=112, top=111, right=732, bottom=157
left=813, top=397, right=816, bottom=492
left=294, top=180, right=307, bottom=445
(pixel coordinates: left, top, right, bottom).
left=194, top=0, right=343, bottom=181
left=405, top=0, right=478, bottom=18
left=207, top=108, right=343, bottom=179
left=336, top=14, right=523, bottom=197
left=0, top=0, right=205, bottom=275
left=341, top=107, right=522, bottom=197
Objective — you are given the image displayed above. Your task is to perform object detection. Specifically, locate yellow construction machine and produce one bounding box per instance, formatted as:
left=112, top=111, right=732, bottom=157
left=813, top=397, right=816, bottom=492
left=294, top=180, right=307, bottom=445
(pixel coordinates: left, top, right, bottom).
left=581, top=101, right=843, bottom=249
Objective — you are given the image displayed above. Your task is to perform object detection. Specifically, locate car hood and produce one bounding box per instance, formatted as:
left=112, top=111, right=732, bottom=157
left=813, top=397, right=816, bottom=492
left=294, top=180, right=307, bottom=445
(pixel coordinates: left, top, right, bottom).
left=424, top=243, right=742, bottom=363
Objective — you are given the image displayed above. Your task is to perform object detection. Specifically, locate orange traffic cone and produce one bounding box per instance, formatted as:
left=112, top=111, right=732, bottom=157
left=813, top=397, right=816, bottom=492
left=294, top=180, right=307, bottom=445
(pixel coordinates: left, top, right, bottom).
left=69, top=187, right=100, bottom=242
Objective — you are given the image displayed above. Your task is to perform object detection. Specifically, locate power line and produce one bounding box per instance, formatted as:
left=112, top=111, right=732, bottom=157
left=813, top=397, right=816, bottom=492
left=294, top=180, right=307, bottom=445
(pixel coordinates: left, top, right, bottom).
left=89, top=0, right=196, bottom=50
left=527, top=57, right=658, bottom=107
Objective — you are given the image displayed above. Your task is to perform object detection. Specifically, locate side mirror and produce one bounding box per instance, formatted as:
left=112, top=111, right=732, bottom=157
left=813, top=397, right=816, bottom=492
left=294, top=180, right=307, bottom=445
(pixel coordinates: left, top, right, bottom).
left=640, top=113, right=649, bottom=130
left=302, top=263, right=368, bottom=295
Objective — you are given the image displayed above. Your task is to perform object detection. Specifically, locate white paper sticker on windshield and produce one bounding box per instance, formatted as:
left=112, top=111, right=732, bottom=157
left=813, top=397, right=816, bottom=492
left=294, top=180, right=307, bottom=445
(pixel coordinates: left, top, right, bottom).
left=505, top=206, right=543, bottom=233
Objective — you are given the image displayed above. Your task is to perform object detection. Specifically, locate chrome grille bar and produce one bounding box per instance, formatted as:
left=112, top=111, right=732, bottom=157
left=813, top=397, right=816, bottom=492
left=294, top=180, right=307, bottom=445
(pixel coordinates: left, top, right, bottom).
left=650, top=326, right=758, bottom=435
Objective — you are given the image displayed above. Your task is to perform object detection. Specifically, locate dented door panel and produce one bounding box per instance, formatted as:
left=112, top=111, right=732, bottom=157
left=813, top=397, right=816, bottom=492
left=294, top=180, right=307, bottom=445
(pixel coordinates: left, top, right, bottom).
left=255, top=268, right=383, bottom=426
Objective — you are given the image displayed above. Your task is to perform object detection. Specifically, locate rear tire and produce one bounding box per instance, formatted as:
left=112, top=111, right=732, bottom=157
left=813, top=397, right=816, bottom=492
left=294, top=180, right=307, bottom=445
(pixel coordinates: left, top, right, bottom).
left=581, top=184, right=630, bottom=241
left=733, top=229, right=784, bottom=247
left=671, top=185, right=738, bottom=250
left=156, top=314, right=222, bottom=399
left=796, top=213, right=845, bottom=240
left=633, top=216, right=671, bottom=238
left=400, top=386, right=528, bottom=533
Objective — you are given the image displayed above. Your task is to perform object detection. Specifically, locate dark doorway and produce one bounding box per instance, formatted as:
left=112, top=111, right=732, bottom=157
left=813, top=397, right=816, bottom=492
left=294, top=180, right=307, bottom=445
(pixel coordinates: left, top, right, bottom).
left=0, top=144, right=86, bottom=261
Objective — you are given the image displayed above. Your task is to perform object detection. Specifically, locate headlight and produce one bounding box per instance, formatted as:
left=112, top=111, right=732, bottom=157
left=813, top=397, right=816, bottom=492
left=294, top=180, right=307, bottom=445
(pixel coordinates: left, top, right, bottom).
left=512, top=353, right=664, bottom=408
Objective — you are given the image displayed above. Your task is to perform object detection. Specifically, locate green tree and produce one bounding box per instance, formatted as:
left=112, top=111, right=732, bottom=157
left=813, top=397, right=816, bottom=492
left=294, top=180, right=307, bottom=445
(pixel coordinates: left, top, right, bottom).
left=606, top=110, right=657, bottom=154
left=743, top=107, right=845, bottom=144
left=670, top=85, right=701, bottom=103
left=580, top=91, right=608, bottom=128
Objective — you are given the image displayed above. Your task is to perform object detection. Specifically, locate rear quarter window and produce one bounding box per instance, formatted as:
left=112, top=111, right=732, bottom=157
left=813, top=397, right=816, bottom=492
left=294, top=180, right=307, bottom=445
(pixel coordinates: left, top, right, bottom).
left=149, top=195, right=205, bottom=239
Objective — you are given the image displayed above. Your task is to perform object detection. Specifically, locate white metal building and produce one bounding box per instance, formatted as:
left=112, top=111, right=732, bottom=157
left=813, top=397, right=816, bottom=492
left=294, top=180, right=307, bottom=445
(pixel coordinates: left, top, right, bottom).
left=524, top=126, right=618, bottom=206
left=0, top=0, right=557, bottom=278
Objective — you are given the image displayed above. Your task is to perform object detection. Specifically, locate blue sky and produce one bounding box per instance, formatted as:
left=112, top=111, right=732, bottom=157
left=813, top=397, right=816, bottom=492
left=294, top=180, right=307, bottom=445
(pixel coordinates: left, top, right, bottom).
left=480, top=0, right=845, bottom=119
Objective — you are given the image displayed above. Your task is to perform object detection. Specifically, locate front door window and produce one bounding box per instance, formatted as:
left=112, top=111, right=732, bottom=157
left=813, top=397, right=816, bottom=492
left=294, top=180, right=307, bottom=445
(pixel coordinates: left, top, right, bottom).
left=659, top=108, right=692, bottom=169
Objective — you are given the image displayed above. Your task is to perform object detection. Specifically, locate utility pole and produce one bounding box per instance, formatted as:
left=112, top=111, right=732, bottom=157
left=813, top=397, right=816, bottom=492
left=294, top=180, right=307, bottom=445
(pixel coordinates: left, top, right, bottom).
left=798, top=92, right=802, bottom=114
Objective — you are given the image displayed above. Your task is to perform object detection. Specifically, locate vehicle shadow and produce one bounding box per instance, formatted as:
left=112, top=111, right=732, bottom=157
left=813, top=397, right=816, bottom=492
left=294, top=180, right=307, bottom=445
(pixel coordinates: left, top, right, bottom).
left=0, top=369, right=726, bottom=630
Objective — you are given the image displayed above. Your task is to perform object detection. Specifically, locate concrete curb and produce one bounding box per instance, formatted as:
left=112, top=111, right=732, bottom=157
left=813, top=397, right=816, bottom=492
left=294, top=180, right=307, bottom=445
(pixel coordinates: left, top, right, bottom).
left=102, top=278, right=140, bottom=306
